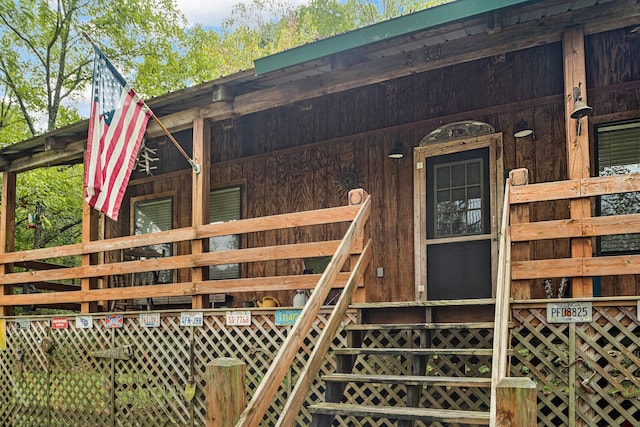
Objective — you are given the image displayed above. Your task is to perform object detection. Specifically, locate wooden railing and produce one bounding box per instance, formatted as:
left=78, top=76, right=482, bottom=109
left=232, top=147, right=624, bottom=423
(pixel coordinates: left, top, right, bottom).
left=509, top=171, right=640, bottom=290
left=490, top=180, right=512, bottom=425
left=490, top=170, right=640, bottom=425
left=0, top=190, right=370, bottom=312
left=235, top=189, right=371, bottom=427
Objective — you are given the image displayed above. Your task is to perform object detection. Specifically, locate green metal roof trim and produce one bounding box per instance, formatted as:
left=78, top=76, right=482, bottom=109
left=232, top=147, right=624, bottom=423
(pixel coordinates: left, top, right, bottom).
left=254, top=0, right=534, bottom=75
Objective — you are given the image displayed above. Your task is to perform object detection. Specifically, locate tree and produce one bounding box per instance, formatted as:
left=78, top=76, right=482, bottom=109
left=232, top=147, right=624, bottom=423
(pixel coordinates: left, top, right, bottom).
left=0, top=0, right=186, bottom=137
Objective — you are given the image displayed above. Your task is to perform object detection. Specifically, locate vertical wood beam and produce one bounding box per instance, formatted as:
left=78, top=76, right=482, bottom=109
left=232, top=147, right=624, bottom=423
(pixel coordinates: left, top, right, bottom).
left=81, top=201, right=99, bottom=313
left=206, top=358, right=246, bottom=427
left=563, top=26, right=593, bottom=297
left=1, top=172, right=16, bottom=316
left=496, top=377, right=537, bottom=426
left=192, top=117, right=211, bottom=309
left=349, top=188, right=367, bottom=303
left=509, top=169, right=532, bottom=299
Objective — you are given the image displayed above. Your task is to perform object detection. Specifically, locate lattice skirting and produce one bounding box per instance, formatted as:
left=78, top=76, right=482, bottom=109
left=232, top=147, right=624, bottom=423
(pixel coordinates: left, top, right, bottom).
left=0, top=309, right=356, bottom=427
left=511, top=305, right=640, bottom=427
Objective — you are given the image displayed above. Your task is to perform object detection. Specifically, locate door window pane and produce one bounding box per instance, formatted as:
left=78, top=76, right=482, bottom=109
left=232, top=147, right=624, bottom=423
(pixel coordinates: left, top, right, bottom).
left=209, top=187, right=241, bottom=280
left=433, top=158, right=485, bottom=238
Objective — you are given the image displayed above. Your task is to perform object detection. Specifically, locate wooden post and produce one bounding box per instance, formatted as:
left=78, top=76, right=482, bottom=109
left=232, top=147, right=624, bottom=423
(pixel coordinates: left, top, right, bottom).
left=0, top=172, right=16, bottom=316
left=496, top=377, right=537, bottom=426
left=563, top=26, right=592, bottom=297
left=509, top=169, right=532, bottom=300
left=192, top=117, right=211, bottom=309
left=81, top=201, right=99, bottom=313
left=206, top=358, right=245, bottom=427
left=349, top=188, right=367, bottom=303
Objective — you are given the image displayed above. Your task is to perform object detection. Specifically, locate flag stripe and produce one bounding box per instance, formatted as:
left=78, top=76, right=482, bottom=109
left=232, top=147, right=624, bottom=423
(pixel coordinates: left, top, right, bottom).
left=84, top=47, right=152, bottom=221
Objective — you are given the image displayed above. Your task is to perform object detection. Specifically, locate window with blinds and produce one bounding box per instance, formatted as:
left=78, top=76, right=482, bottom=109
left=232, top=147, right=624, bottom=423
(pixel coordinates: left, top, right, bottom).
left=209, top=186, right=241, bottom=280
left=133, top=197, right=173, bottom=283
left=596, top=120, right=640, bottom=253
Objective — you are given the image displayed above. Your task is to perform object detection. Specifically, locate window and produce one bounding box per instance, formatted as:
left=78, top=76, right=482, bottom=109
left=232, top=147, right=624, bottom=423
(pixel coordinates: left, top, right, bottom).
left=133, top=197, right=173, bottom=283
left=209, top=187, right=241, bottom=280
left=596, top=120, right=640, bottom=253
left=426, top=148, right=489, bottom=239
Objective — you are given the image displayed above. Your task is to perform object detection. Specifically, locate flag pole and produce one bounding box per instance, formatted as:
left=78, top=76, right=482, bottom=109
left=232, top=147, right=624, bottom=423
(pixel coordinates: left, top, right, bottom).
left=81, top=32, right=201, bottom=174
left=151, top=113, right=200, bottom=173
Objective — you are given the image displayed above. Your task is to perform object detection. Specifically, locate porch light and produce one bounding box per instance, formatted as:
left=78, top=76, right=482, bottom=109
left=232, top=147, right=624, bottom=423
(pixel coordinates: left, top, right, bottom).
left=514, top=119, right=534, bottom=138
left=388, top=143, right=404, bottom=159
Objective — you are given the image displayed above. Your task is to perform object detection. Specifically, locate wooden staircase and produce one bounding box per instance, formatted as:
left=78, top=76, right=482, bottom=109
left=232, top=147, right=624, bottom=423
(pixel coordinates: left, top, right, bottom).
left=309, top=299, right=496, bottom=426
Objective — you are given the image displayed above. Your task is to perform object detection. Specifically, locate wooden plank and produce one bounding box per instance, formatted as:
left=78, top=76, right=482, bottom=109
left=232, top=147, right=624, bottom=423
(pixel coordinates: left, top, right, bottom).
left=0, top=204, right=360, bottom=264
left=81, top=201, right=99, bottom=313
left=564, top=26, right=592, bottom=298
left=0, top=171, right=16, bottom=316
left=234, top=194, right=370, bottom=427
left=496, top=377, right=537, bottom=427
left=511, top=258, right=583, bottom=280
left=513, top=253, right=640, bottom=281
left=321, top=374, right=491, bottom=387
left=206, top=358, right=245, bottom=427
left=509, top=173, right=532, bottom=300
left=333, top=348, right=493, bottom=356
left=344, top=322, right=495, bottom=331
left=308, top=403, right=489, bottom=424
left=509, top=174, right=640, bottom=204
left=510, top=213, right=640, bottom=241
left=0, top=272, right=353, bottom=306
left=0, top=240, right=354, bottom=286
left=192, top=117, right=211, bottom=309
left=275, top=240, right=371, bottom=427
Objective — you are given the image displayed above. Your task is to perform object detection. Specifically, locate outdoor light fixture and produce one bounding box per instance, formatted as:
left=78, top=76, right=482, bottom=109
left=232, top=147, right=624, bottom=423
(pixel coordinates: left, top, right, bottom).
left=388, top=143, right=404, bottom=159
left=570, top=83, right=593, bottom=120
left=514, top=119, right=534, bottom=138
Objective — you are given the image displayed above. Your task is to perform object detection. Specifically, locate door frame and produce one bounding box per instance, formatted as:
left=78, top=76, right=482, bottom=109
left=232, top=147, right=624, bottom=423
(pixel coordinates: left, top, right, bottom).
left=413, top=133, right=504, bottom=300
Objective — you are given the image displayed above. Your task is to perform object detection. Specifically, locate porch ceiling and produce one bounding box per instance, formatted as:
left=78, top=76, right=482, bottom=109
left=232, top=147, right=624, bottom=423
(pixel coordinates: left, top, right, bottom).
left=0, top=0, right=632, bottom=174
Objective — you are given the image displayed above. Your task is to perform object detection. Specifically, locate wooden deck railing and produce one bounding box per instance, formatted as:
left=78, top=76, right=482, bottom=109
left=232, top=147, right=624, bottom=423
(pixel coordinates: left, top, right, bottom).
left=490, top=180, right=512, bottom=425
left=0, top=190, right=370, bottom=312
left=490, top=170, right=640, bottom=425
left=508, top=171, right=640, bottom=287
left=235, top=189, right=371, bottom=427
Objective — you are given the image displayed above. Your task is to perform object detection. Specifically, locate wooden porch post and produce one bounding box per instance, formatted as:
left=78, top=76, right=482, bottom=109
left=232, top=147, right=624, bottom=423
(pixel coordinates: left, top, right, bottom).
left=81, top=201, right=99, bottom=313
left=563, top=26, right=593, bottom=298
left=192, top=117, right=211, bottom=309
left=509, top=169, right=532, bottom=300
left=1, top=172, right=16, bottom=316
left=206, top=358, right=246, bottom=427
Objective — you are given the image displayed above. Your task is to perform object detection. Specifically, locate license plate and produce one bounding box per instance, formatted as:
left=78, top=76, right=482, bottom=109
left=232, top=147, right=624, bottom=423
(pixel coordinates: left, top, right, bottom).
left=547, top=301, right=592, bottom=323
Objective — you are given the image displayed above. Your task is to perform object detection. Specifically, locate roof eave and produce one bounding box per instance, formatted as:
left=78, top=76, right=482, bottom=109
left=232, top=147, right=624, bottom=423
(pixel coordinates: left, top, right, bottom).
left=253, top=0, right=536, bottom=75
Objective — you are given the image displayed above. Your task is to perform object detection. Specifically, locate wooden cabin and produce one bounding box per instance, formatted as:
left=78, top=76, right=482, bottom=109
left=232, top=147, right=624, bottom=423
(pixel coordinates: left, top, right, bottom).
left=1, top=0, right=640, bottom=425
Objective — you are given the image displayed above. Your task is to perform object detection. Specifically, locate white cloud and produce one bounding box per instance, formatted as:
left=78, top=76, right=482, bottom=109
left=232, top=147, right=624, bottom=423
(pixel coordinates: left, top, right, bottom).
left=176, top=0, right=311, bottom=28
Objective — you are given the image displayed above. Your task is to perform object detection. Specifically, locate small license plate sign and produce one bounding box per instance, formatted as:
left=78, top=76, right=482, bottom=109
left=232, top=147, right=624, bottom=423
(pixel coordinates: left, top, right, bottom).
left=226, top=311, right=251, bottom=326
left=17, top=318, right=31, bottom=330
left=51, top=318, right=69, bottom=329
left=180, top=312, right=203, bottom=327
left=140, top=312, right=161, bottom=327
left=547, top=301, right=592, bottom=323
left=275, top=309, right=302, bottom=326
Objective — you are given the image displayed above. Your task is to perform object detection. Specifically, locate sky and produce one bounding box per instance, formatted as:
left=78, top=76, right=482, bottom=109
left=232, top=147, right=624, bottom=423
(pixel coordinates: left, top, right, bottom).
left=176, top=0, right=313, bottom=29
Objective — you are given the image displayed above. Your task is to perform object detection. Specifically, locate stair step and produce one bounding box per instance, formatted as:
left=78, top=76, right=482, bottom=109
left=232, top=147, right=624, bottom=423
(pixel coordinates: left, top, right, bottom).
left=345, top=322, right=494, bottom=331
left=322, top=373, right=491, bottom=387
left=351, top=298, right=496, bottom=309
left=309, top=403, right=490, bottom=425
left=334, top=348, right=493, bottom=356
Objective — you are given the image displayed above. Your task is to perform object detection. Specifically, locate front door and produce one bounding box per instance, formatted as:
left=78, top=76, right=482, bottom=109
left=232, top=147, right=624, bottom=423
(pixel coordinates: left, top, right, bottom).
left=414, top=133, right=503, bottom=300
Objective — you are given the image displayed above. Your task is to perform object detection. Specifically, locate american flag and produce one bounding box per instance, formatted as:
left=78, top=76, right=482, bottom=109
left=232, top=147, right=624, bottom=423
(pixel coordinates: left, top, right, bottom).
left=84, top=46, right=152, bottom=221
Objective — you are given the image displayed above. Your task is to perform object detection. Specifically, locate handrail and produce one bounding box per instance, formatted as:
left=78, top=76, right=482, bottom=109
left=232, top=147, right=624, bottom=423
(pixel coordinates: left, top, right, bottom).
left=234, top=192, right=371, bottom=427
left=489, top=179, right=512, bottom=425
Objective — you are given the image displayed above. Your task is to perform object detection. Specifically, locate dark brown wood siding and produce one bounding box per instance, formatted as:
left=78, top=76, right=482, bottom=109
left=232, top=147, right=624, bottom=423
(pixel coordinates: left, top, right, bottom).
left=110, top=26, right=640, bottom=303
